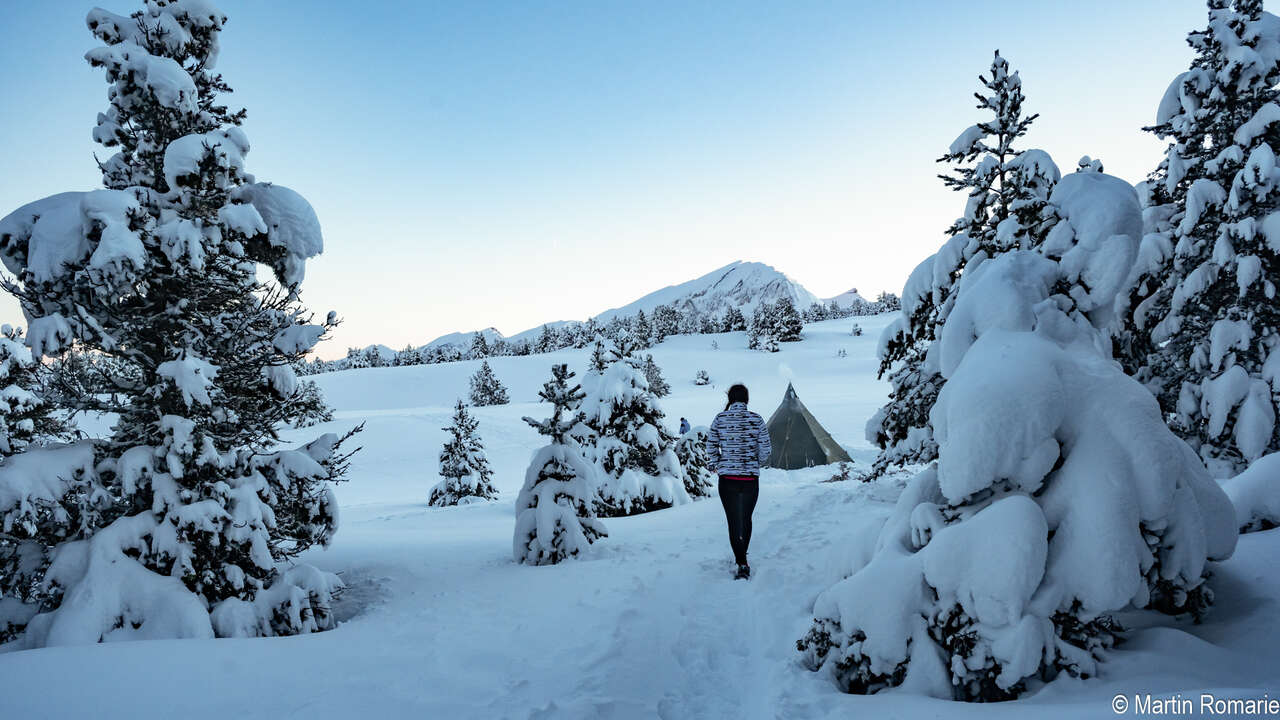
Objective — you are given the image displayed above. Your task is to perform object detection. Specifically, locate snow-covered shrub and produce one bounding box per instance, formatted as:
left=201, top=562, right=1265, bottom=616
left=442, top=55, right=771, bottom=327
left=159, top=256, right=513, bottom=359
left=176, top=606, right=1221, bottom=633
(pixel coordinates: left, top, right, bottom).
left=694, top=369, right=711, bottom=386
left=468, top=360, right=509, bottom=406
left=1116, top=1, right=1280, bottom=477
left=0, top=443, right=98, bottom=642
left=866, top=50, right=1059, bottom=479
left=800, top=251, right=1238, bottom=701
left=0, top=326, right=66, bottom=455
left=514, top=365, right=607, bottom=565
left=675, top=426, right=715, bottom=499
left=851, top=324, right=862, bottom=337
left=290, top=380, right=334, bottom=428
left=0, top=1, right=357, bottom=647
left=430, top=400, right=497, bottom=506
left=642, top=354, right=670, bottom=397
left=1222, top=452, right=1280, bottom=532
left=575, top=338, right=690, bottom=517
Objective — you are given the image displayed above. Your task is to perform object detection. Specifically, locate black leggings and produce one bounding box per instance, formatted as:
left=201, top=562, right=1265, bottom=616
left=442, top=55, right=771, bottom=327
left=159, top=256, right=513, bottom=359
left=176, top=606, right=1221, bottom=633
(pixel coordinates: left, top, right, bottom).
left=719, top=477, right=759, bottom=565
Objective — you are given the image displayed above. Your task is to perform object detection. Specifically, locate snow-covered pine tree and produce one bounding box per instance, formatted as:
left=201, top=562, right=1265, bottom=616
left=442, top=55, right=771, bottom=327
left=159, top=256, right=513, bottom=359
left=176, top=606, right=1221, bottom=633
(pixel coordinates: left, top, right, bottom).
left=675, top=426, right=715, bottom=498
left=513, top=364, right=607, bottom=565
left=875, top=291, right=901, bottom=312
left=575, top=335, right=689, bottom=516
left=694, top=369, right=711, bottom=386
left=0, top=326, right=67, bottom=455
left=576, top=318, right=601, bottom=348
left=290, top=380, right=334, bottom=429
left=866, top=50, right=1056, bottom=477
left=680, top=309, right=703, bottom=335
left=641, top=354, right=671, bottom=397
left=468, top=360, right=510, bottom=406
left=772, top=297, right=804, bottom=341
left=534, top=324, right=556, bottom=354
left=800, top=250, right=1237, bottom=701
left=1116, top=0, right=1280, bottom=476
left=429, top=399, right=497, bottom=506
left=469, top=331, right=490, bottom=359
left=605, top=315, right=629, bottom=343
left=652, top=304, right=681, bottom=343
left=632, top=310, right=653, bottom=348
left=0, top=2, right=358, bottom=646
left=722, top=306, right=747, bottom=332
left=0, top=325, right=75, bottom=641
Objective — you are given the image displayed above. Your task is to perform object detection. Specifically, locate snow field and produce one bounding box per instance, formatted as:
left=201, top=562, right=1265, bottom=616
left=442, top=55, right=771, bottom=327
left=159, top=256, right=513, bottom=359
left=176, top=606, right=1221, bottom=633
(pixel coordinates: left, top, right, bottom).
left=1, top=314, right=1278, bottom=718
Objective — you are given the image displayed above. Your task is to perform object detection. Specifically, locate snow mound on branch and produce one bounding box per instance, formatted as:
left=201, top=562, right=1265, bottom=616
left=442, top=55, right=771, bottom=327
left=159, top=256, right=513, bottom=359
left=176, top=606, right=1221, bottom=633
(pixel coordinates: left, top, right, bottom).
left=163, top=128, right=249, bottom=191
left=0, top=443, right=95, bottom=534
left=84, top=42, right=196, bottom=113
left=0, top=192, right=89, bottom=283
left=232, top=183, right=324, bottom=285
left=22, top=514, right=216, bottom=647
left=1222, top=452, right=1280, bottom=532
left=1039, top=172, right=1142, bottom=323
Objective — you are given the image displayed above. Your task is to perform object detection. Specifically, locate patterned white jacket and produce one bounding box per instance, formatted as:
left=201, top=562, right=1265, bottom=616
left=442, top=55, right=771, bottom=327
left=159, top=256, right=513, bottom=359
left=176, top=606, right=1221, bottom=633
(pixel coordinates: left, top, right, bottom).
left=706, top=402, right=771, bottom=477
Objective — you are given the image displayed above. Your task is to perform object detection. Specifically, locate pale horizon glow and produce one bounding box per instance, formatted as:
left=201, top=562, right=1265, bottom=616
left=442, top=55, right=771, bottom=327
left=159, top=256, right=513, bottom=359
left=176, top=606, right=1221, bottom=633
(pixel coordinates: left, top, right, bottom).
left=0, top=1, right=1207, bottom=358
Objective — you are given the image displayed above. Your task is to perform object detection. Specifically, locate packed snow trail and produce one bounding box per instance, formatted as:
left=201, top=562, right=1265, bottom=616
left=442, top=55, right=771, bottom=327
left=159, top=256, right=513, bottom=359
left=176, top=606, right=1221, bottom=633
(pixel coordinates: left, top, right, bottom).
left=1, top=318, right=1278, bottom=718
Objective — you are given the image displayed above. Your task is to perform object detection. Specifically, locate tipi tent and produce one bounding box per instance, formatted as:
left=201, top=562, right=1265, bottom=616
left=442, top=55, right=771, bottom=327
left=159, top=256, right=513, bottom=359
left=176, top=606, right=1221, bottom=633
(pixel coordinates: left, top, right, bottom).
left=764, top=383, right=852, bottom=469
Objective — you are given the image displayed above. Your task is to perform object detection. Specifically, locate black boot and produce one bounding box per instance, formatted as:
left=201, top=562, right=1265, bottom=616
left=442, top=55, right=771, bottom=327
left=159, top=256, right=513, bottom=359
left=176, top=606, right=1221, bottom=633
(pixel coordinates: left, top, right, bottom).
left=734, top=562, right=750, bottom=580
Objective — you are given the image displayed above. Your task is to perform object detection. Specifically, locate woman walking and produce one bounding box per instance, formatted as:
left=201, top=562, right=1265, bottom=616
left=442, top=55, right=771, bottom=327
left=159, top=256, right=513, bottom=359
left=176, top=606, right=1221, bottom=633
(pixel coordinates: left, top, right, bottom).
left=706, top=384, right=771, bottom=580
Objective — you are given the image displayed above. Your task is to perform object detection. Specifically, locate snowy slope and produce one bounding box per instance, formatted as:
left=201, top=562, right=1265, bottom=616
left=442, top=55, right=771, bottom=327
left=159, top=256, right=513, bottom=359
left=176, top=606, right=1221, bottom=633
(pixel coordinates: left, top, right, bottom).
left=414, top=260, right=819, bottom=353
left=420, top=327, right=503, bottom=352
left=824, top=287, right=867, bottom=308
left=593, top=260, right=820, bottom=323
left=2, top=314, right=1278, bottom=719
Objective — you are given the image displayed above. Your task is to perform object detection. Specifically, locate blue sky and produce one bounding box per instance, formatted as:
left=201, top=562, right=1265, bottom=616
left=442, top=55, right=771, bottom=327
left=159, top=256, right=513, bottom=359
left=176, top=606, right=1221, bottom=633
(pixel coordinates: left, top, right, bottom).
left=1, top=1, right=1207, bottom=356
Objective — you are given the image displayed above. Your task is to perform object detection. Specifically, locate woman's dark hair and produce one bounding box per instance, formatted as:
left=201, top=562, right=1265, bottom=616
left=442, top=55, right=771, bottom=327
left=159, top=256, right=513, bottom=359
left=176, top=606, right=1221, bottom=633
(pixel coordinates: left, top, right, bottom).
left=725, top=384, right=749, bottom=410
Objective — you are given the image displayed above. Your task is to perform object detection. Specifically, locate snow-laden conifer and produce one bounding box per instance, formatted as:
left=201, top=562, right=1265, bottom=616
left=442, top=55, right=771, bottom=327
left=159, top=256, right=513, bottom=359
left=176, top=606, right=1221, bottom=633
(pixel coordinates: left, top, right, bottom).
left=468, top=360, right=509, bottom=406
left=430, top=400, right=496, bottom=506
left=574, top=335, right=689, bottom=516
left=801, top=249, right=1237, bottom=700
left=513, top=365, right=606, bottom=565
left=866, top=50, right=1058, bottom=477
left=0, top=1, right=358, bottom=646
left=1117, top=0, right=1280, bottom=476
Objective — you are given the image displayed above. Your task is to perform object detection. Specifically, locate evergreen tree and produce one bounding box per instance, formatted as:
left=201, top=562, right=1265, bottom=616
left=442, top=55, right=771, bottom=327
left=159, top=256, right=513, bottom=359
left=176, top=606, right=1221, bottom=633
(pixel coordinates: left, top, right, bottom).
left=0, top=326, right=67, bottom=455
left=576, top=318, right=600, bottom=348
left=675, top=426, right=715, bottom=498
left=722, top=306, right=747, bottom=332
left=468, top=360, right=510, bottom=406
left=430, top=400, right=497, bottom=506
left=1117, top=0, right=1280, bottom=476
left=0, top=2, right=357, bottom=644
left=290, top=380, right=334, bottom=429
left=866, top=50, right=1055, bottom=477
left=575, top=337, right=689, bottom=516
left=641, top=354, right=671, bottom=397
left=772, top=297, right=804, bottom=341
left=513, top=365, right=607, bottom=565
left=632, top=310, right=653, bottom=347
left=535, top=324, right=556, bottom=354
left=469, top=331, right=490, bottom=359
left=652, top=304, right=681, bottom=342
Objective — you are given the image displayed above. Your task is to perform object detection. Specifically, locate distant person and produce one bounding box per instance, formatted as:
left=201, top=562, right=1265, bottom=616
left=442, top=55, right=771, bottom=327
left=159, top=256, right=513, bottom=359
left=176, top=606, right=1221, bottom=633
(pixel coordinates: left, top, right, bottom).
left=705, top=384, right=771, bottom=580
left=679, top=417, right=691, bottom=435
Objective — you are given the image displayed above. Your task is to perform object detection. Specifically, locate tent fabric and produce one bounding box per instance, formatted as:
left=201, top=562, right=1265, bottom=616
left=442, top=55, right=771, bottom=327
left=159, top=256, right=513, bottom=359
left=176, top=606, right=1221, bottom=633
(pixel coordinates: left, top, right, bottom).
left=763, top=383, right=852, bottom=470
